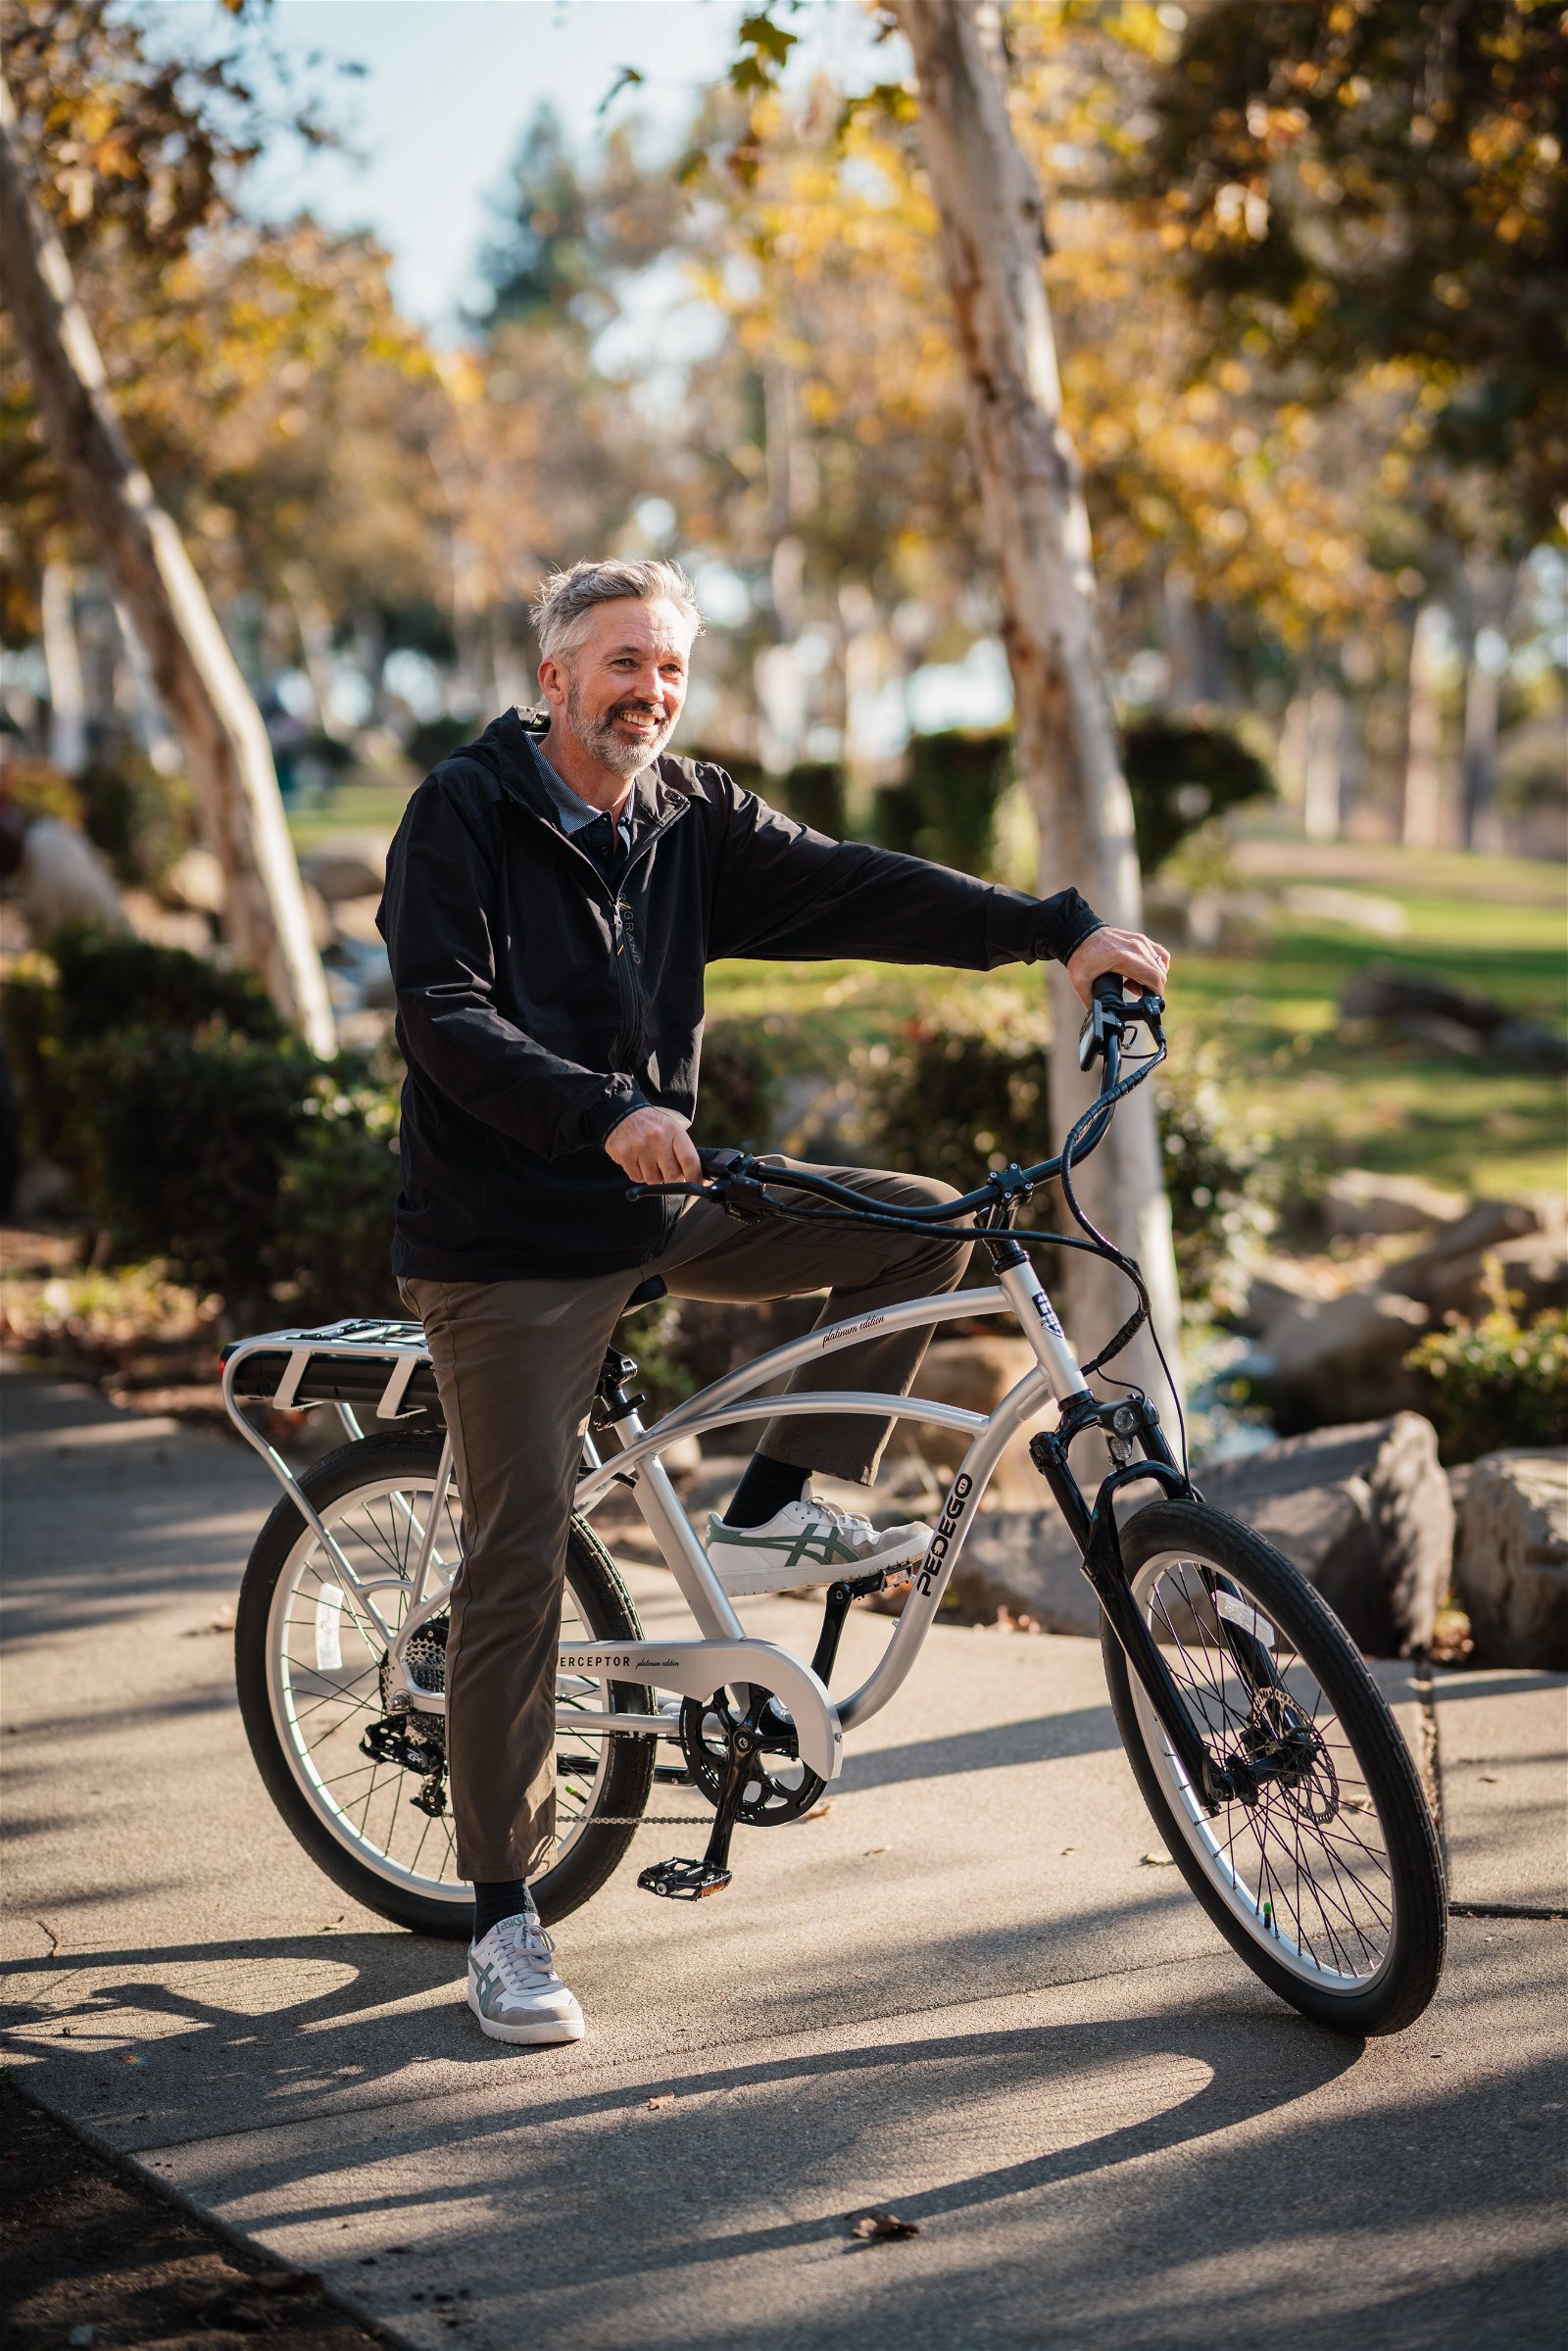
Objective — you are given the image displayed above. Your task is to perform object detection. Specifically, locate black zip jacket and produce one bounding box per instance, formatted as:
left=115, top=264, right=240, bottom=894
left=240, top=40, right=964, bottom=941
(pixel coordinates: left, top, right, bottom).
left=377, top=709, right=1103, bottom=1281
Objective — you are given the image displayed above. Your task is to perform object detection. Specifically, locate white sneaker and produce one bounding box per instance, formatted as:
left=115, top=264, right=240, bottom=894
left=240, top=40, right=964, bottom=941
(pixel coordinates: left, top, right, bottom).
left=467, top=1906, right=584, bottom=2046
left=706, top=1490, right=930, bottom=1599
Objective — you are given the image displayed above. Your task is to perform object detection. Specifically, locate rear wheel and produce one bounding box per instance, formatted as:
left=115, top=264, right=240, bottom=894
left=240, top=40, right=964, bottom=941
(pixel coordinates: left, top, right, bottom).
left=1101, top=1499, right=1446, bottom=2034
left=235, top=1434, right=655, bottom=1937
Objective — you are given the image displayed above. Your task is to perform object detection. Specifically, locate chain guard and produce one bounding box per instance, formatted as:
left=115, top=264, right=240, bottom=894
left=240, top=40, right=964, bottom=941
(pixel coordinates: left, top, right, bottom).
left=678, top=1690, right=826, bottom=1827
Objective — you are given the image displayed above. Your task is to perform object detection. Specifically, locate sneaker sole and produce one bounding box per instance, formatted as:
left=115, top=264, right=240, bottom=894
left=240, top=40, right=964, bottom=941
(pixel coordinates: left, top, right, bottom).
left=466, top=1985, right=585, bottom=2046
left=710, top=1525, right=929, bottom=1599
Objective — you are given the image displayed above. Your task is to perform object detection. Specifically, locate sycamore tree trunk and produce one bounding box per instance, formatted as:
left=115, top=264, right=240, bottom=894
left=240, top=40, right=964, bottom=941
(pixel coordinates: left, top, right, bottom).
left=0, top=78, right=335, bottom=1053
left=890, top=0, right=1182, bottom=1408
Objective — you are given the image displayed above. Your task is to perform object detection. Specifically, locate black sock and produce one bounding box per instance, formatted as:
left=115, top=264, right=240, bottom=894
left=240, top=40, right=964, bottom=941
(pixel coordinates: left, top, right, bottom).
left=472, top=1878, right=532, bottom=1942
left=722, top=1452, right=808, bottom=1529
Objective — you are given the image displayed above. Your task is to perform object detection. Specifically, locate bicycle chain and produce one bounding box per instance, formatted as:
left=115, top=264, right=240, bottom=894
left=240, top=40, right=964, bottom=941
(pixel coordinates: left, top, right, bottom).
left=575, top=1813, right=713, bottom=1828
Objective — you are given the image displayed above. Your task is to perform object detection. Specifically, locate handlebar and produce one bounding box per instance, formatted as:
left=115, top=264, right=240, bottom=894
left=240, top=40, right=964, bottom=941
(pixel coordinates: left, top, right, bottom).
left=627, top=975, right=1166, bottom=1223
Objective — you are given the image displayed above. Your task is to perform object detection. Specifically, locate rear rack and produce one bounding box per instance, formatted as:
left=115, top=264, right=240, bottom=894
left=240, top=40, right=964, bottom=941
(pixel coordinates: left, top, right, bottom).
left=220, top=1319, right=443, bottom=1428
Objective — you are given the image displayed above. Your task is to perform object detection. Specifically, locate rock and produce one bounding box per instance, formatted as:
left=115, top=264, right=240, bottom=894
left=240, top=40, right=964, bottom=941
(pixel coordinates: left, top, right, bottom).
left=1383, top=1197, right=1553, bottom=1319
left=159, top=846, right=225, bottom=916
left=1343, top=965, right=1568, bottom=1070
left=1250, top=1288, right=1430, bottom=1433
left=950, top=1413, right=1452, bottom=1656
left=1452, top=1451, right=1568, bottom=1670
left=1322, top=1168, right=1466, bottom=1240
left=121, top=892, right=215, bottom=954
left=887, top=1336, right=1047, bottom=1507
left=948, top=1510, right=1101, bottom=1638
left=330, top=894, right=385, bottom=947
left=1200, top=1413, right=1453, bottom=1654
left=300, top=850, right=385, bottom=904
left=17, top=818, right=127, bottom=938
left=1235, top=1253, right=1347, bottom=1334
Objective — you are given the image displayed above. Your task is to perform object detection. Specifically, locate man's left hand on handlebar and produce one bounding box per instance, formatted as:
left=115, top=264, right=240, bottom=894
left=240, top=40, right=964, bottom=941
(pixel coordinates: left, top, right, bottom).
left=1065, top=925, right=1171, bottom=1008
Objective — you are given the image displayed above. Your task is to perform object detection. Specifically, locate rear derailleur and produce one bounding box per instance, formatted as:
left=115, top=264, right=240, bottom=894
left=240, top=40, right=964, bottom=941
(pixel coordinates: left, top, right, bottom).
left=364, top=1620, right=449, bottom=1818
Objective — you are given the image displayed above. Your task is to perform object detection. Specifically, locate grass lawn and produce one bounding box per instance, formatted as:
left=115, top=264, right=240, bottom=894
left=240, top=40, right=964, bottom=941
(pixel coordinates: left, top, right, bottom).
left=707, top=847, right=1565, bottom=1200
left=292, top=779, right=1563, bottom=1202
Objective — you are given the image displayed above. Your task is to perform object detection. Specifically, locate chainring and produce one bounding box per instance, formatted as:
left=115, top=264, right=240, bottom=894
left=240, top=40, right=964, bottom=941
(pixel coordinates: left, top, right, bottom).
left=678, top=1690, right=826, bottom=1827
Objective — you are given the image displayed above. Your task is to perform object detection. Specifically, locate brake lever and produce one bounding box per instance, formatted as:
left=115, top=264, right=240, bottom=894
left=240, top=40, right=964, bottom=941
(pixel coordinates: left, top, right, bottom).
left=1078, top=981, right=1165, bottom=1070
left=625, top=1179, right=723, bottom=1201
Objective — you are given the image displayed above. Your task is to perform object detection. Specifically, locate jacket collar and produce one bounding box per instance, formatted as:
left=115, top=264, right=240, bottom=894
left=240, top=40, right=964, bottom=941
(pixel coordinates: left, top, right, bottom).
left=485, top=707, right=686, bottom=838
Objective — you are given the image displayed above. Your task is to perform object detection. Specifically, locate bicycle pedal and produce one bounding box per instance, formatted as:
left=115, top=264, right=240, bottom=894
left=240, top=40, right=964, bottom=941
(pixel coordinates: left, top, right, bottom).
left=637, top=1855, right=733, bottom=1900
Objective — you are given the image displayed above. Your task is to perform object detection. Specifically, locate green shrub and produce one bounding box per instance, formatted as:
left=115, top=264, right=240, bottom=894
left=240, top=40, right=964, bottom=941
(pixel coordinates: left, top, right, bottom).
left=692, top=1019, right=783, bottom=1153
left=774, top=760, right=846, bottom=837
left=47, top=928, right=285, bottom=1049
left=77, top=752, right=192, bottom=889
left=1156, top=1051, right=1283, bottom=1317
left=1, top=757, right=83, bottom=825
left=1406, top=1297, right=1568, bottom=1464
left=874, top=729, right=1012, bottom=876
left=407, top=715, right=477, bottom=772
left=1122, top=715, right=1275, bottom=874
left=88, top=1025, right=318, bottom=1316
left=272, top=1081, right=403, bottom=1323
left=1, top=932, right=287, bottom=1200
left=860, top=1002, right=1052, bottom=1188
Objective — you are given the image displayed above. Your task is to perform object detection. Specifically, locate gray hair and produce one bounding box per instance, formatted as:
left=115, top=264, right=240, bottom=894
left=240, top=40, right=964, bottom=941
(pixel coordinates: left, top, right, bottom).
left=531, top=558, right=704, bottom=661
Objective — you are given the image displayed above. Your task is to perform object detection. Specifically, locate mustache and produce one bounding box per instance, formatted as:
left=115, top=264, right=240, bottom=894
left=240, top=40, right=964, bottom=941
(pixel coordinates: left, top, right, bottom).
left=608, top=700, right=664, bottom=723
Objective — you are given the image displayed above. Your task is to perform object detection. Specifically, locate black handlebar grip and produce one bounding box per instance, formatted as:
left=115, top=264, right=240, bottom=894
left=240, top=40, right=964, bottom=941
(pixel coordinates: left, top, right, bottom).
left=1092, top=970, right=1130, bottom=1009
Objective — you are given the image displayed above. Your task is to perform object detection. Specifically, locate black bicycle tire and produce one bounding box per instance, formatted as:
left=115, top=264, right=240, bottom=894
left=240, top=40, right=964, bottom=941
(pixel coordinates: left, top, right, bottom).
left=1100, top=1498, right=1446, bottom=2035
left=234, top=1433, right=656, bottom=1938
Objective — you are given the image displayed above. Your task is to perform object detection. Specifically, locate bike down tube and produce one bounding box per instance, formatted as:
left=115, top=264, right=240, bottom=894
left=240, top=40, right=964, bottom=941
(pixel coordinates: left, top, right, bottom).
left=833, top=1254, right=1088, bottom=1733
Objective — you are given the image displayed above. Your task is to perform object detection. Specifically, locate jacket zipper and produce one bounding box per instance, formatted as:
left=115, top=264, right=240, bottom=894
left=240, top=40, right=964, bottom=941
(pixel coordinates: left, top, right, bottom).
left=519, top=803, right=684, bottom=1077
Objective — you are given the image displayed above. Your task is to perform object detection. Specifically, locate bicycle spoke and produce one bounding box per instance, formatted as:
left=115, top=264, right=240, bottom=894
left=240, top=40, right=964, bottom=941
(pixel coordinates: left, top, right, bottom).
left=270, top=1470, right=620, bottom=1900
left=1129, top=1543, right=1400, bottom=1991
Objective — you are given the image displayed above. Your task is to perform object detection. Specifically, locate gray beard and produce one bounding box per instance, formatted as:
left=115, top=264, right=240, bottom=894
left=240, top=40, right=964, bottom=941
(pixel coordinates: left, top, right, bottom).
left=564, top=677, right=676, bottom=780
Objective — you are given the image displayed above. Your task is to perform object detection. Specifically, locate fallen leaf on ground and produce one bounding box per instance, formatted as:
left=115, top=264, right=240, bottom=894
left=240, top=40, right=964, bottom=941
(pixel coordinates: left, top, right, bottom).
left=183, top=1606, right=235, bottom=1637
left=1140, top=1850, right=1175, bottom=1867
left=646, top=2093, right=675, bottom=2110
left=805, top=1799, right=834, bottom=1819
left=862, top=1845, right=889, bottom=1857
left=851, top=2210, right=919, bottom=2241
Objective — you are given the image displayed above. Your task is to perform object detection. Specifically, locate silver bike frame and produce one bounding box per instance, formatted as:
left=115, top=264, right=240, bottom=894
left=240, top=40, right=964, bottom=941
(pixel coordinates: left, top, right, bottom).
left=222, top=1256, right=1093, bottom=1787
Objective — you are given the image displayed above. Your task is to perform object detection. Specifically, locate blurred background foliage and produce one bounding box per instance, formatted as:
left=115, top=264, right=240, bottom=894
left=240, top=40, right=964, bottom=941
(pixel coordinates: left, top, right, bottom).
left=0, top=0, right=1562, bottom=1457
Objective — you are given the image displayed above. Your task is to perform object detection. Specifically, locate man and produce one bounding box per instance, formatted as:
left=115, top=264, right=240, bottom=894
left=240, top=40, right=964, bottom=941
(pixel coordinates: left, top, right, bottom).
left=378, top=556, right=1169, bottom=2047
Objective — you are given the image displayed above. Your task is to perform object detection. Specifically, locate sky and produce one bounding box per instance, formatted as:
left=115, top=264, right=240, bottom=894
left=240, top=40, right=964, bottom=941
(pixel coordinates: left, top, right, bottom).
left=137, top=1, right=897, bottom=330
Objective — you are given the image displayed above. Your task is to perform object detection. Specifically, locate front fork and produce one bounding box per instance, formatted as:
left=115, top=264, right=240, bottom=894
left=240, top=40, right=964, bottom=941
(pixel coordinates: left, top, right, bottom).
left=1028, top=1392, right=1241, bottom=1811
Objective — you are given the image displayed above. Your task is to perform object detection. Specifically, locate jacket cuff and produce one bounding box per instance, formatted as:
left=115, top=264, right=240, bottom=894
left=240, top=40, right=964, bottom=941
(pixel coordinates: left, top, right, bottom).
left=1039, top=888, right=1104, bottom=965
left=985, top=885, right=1104, bottom=968
left=585, top=1082, right=650, bottom=1151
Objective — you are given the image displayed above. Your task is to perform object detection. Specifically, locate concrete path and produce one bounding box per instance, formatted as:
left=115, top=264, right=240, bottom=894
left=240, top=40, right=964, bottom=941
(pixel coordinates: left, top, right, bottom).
left=3, top=1369, right=1565, bottom=2350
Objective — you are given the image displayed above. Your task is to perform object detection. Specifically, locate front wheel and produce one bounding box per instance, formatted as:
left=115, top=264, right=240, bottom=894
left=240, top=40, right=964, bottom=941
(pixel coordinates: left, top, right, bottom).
left=1101, top=1499, right=1446, bottom=2034
left=235, top=1434, right=655, bottom=1938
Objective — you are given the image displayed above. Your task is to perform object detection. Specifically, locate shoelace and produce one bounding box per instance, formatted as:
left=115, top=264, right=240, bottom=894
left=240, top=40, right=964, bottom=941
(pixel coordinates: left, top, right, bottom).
left=803, top=1494, right=878, bottom=1547
left=488, top=1911, right=560, bottom=1989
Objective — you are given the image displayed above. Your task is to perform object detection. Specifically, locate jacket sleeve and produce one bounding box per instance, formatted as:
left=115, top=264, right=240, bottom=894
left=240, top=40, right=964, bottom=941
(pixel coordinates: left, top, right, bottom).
left=704, top=780, right=1102, bottom=969
left=377, top=774, right=647, bottom=1157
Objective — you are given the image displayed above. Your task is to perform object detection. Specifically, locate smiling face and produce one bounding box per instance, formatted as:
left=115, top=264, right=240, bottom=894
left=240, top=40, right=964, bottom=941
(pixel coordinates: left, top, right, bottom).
left=539, top=595, right=694, bottom=783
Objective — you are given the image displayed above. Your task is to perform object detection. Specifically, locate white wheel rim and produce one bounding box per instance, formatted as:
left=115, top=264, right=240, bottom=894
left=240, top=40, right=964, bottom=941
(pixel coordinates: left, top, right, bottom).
left=266, top=1474, right=612, bottom=1907
left=1126, top=1549, right=1398, bottom=1993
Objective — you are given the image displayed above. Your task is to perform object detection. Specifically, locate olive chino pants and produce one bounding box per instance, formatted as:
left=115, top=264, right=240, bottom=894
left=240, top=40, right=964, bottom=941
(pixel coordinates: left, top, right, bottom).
left=400, top=1161, right=969, bottom=1883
